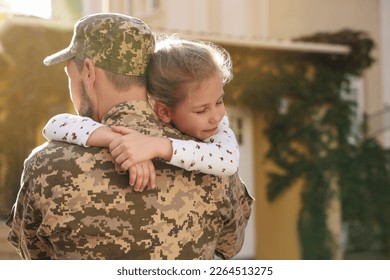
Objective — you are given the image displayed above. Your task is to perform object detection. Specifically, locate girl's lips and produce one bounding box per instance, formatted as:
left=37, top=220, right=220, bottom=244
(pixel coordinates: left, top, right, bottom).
left=204, top=127, right=218, bottom=134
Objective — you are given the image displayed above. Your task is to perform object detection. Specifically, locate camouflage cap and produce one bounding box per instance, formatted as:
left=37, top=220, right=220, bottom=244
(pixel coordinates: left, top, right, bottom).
left=43, top=13, right=155, bottom=76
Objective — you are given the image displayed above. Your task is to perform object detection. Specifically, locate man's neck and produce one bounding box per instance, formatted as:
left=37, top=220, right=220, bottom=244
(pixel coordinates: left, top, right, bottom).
left=97, top=87, right=148, bottom=122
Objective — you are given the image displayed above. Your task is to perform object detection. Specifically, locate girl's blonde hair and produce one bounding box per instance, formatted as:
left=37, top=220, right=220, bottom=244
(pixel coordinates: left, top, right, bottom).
left=147, top=35, right=233, bottom=108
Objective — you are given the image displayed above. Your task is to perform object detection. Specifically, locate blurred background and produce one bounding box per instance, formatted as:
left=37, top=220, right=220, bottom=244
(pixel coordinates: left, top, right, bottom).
left=0, top=0, right=389, bottom=260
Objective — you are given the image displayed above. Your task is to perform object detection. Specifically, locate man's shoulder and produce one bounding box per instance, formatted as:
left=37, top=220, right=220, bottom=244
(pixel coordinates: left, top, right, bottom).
left=25, top=141, right=56, bottom=165
left=27, top=141, right=86, bottom=159
left=24, top=141, right=111, bottom=172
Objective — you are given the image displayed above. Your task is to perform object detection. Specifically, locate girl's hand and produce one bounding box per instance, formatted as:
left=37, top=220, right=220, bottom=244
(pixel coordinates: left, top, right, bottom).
left=129, top=160, right=156, bottom=192
left=109, top=126, right=171, bottom=192
left=109, top=126, right=173, bottom=171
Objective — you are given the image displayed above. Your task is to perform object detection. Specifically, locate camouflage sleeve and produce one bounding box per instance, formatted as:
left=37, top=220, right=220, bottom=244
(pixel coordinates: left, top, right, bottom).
left=6, top=155, right=52, bottom=259
left=214, top=173, right=254, bottom=259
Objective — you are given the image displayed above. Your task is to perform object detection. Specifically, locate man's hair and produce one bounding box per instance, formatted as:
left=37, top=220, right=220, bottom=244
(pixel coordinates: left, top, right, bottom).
left=73, top=57, right=146, bottom=91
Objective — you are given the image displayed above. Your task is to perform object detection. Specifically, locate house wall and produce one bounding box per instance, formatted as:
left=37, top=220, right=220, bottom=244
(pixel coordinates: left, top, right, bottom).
left=267, top=0, right=385, bottom=141
left=253, top=112, right=303, bottom=259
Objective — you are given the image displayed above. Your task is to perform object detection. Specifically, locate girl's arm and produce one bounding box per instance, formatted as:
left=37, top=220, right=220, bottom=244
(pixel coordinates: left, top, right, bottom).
left=42, top=113, right=110, bottom=147
left=168, top=115, right=239, bottom=176
left=110, top=115, right=240, bottom=177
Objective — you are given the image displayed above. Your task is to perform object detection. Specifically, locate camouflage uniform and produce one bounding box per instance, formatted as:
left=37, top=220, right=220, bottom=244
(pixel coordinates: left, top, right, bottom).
left=7, top=100, right=253, bottom=259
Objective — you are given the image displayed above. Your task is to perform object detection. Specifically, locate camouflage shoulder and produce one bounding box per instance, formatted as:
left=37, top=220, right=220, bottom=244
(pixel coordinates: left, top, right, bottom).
left=24, top=141, right=63, bottom=165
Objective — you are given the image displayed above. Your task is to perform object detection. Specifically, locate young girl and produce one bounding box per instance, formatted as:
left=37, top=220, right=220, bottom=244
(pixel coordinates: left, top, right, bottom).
left=43, top=36, right=239, bottom=191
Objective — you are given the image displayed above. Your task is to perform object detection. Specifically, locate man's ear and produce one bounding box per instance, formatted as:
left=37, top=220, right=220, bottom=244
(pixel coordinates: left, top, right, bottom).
left=154, top=101, right=172, bottom=125
left=82, top=58, right=96, bottom=87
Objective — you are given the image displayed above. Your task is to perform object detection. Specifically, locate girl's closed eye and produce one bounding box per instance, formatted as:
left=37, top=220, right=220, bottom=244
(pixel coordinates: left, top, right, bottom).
left=195, top=108, right=207, bottom=114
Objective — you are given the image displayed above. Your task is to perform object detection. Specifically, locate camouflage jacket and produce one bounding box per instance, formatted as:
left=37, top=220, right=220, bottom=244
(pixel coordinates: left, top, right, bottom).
left=7, top=100, right=253, bottom=260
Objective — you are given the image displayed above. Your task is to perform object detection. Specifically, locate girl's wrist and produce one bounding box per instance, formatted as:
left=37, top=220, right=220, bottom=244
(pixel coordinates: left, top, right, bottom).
left=158, top=138, right=173, bottom=161
left=88, top=127, right=121, bottom=147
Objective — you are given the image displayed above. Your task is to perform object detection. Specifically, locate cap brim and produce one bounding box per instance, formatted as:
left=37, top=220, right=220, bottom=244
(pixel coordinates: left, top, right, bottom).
left=43, top=47, right=74, bottom=66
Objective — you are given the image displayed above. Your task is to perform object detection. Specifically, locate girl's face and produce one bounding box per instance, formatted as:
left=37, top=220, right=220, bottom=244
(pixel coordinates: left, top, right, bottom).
left=169, top=73, right=226, bottom=140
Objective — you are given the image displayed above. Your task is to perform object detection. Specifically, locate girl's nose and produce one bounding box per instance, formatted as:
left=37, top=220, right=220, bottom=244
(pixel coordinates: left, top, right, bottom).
left=209, top=110, right=221, bottom=125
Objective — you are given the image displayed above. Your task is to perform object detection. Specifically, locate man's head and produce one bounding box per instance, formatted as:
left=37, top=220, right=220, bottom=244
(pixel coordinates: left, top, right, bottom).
left=44, top=13, right=155, bottom=120
left=44, top=13, right=155, bottom=76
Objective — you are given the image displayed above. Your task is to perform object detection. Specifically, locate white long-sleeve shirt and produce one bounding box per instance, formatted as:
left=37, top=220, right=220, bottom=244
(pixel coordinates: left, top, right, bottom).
left=43, top=114, right=239, bottom=176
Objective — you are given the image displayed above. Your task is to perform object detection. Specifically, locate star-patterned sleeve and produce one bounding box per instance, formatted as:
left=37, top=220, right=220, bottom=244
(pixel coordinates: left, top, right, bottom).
left=42, top=113, right=105, bottom=147
left=168, top=115, right=240, bottom=176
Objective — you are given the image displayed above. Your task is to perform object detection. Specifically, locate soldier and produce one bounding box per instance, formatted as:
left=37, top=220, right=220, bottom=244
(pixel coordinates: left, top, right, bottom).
left=6, top=13, right=253, bottom=260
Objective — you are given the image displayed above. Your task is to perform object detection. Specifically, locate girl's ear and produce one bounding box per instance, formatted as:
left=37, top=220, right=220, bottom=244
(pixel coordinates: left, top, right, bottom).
left=154, top=101, right=172, bottom=125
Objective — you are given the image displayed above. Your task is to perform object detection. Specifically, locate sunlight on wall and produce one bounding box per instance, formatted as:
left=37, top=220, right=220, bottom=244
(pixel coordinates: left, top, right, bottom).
left=4, top=0, right=51, bottom=19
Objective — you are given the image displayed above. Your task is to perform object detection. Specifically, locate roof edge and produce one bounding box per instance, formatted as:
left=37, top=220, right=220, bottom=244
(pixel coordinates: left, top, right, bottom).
left=152, top=27, right=350, bottom=55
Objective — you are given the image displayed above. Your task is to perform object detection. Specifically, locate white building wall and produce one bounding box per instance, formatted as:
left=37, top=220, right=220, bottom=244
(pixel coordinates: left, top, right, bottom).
left=81, top=0, right=104, bottom=15
left=165, top=0, right=189, bottom=31
left=381, top=0, right=390, bottom=146
left=164, top=0, right=208, bottom=32
left=220, top=0, right=246, bottom=36
left=188, top=0, right=208, bottom=33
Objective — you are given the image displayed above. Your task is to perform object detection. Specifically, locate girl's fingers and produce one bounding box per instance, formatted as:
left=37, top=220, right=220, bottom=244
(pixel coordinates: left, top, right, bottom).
left=110, top=126, right=134, bottom=135
left=128, top=165, right=137, bottom=187
left=148, top=161, right=156, bottom=189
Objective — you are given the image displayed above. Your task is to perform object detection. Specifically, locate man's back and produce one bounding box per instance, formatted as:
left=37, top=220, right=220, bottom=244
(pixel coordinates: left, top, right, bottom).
left=7, top=101, right=252, bottom=259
